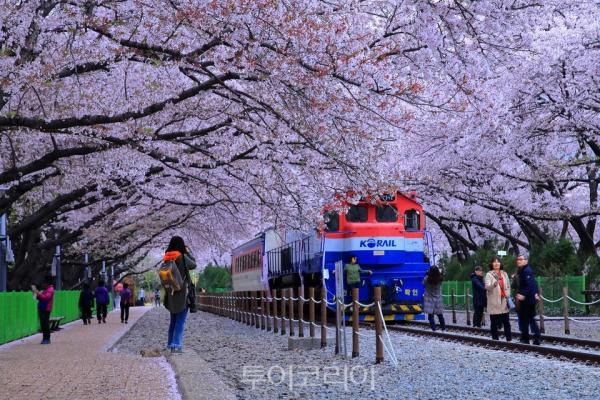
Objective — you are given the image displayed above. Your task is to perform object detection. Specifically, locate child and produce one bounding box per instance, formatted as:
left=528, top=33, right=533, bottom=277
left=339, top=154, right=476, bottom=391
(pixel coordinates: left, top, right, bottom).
left=79, top=283, right=94, bottom=325
left=94, top=280, right=109, bottom=323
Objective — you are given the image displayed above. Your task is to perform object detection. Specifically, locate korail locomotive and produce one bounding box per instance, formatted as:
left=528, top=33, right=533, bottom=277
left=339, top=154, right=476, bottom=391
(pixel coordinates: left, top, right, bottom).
left=230, top=191, right=435, bottom=321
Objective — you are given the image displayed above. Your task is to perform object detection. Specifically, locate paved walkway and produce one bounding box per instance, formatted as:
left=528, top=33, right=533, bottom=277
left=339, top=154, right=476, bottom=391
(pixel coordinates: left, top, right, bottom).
left=0, top=307, right=179, bottom=400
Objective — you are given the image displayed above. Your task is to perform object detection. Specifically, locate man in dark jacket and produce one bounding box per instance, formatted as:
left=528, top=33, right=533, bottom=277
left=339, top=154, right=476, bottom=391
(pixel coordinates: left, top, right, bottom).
left=515, top=254, right=541, bottom=345
left=470, top=266, right=486, bottom=327
left=94, top=280, right=110, bottom=324
left=79, top=283, right=94, bottom=325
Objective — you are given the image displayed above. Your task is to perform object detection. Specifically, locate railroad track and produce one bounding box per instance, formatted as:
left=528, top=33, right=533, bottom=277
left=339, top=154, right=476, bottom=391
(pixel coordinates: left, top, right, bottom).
left=400, top=320, right=600, bottom=351
left=360, top=321, right=600, bottom=365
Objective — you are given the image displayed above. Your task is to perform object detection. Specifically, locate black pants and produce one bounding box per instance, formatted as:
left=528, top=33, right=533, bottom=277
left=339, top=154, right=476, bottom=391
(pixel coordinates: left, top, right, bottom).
left=120, top=303, right=130, bottom=321
left=428, top=314, right=446, bottom=331
left=517, top=302, right=541, bottom=343
left=490, top=313, right=511, bottom=341
left=97, top=303, right=108, bottom=321
left=81, top=307, right=92, bottom=323
left=39, top=310, right=50, bottom=341
left=473, top=306, right=484, bottom=327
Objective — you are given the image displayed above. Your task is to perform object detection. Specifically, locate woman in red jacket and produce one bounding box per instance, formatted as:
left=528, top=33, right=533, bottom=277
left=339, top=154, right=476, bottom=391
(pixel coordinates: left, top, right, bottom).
left=33, top=275, right=55, bottom=345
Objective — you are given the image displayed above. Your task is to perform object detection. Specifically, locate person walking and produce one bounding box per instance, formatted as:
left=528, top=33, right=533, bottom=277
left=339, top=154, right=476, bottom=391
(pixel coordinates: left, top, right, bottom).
left=485, top=257, right=512, bottom=341
left=33, top=275, right=54, bottom=344
left=120, top=283, right=132, bottom=323
left=515, top=253, right=542, bottom=345
left=154, top=288, right=161, bottom=307
left=470, top=266, right=487, bottom=328
left=94, top=279, right=110, bottom=324
left=163, top=236, right=196, bottom=354
left=78, top=283, right=94, bottom=325
left=138, top=288, right=146, bottom=306
left=423, top=266, right=446, bottom=331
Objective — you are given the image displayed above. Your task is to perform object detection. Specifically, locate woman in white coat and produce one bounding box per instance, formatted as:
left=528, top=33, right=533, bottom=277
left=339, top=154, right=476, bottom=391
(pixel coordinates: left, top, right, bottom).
left=485, top=256, right=512, bottom=341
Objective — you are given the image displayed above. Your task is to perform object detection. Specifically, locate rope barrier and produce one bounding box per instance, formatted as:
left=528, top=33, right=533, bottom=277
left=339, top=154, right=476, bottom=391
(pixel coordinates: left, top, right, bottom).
left=567, top=317, right=600, bottom=324
left=377, top=301, right=399, bottom=366
left=566, top=296, right=600, bottom=306
left=355, top=301, right=376, bottom=307
left=541, top=296, right=564, bottom=303
left=377, top=335, right=398, bottom=367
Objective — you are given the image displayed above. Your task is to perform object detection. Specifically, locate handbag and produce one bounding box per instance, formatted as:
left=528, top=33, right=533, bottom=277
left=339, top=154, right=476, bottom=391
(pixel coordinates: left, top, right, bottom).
left=183, top=256, right=197, bottom=313
left=506, top=296, right=516, bottom=311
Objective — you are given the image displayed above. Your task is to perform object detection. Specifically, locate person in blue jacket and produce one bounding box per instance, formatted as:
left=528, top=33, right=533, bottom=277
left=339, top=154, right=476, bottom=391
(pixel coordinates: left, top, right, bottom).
left=95, top=279, right=110, bottom=324
left=470, top=266, right=487, bottom=327
left=515, top=254, right=541, bottom=345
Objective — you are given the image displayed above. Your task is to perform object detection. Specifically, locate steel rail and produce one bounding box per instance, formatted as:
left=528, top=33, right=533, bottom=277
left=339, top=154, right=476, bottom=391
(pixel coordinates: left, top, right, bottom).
left=360, top=322, right=600, bottom=365
left=401, top=320, right=600, bottom=350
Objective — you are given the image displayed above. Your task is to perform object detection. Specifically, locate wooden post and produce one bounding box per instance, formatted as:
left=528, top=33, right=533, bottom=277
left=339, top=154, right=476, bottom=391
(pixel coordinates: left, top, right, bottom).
left=352, top=287, right=359, bottom=358
left=538, top=286, right=545, bottom=334
left=320, top=287, right=327, bottom=348
left=563, top=286, right=570, bottom=334
left=272, top=289, right=278, bottom=334
left=246, top=291, right=251, bottom=326
left=374, top=286, right=384, bottom=364
left=254, top=291, right=259, bottom=328
left=264, top=291, right=269, bottom=330
left=334, top=290, right=340, bottom=355
left=281, top=288, right=286, bottom=335
left=451, top=288, right=457, bottom=324
left=260, top=292, right=265, bottom=330
left=289, top=288, right=295, bottom=337
left=584, top=290, right=590, bottom=316
left=465, top=288, right=471, bottom=326
left=298, top=287, right=304, bottom=337
left=240, top=293, right=244, bottom=323
left=309, top=287, right=315, bottom=338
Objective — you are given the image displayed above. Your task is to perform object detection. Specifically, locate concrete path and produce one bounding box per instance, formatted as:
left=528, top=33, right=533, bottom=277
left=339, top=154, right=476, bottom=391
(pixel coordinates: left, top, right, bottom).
left=0, top=306, right=179, bottom=400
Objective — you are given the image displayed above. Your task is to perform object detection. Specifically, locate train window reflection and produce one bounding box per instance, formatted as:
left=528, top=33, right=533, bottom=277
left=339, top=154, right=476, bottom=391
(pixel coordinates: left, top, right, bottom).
left=346, top=205, right=368, bottom=222
left=405, top=209, right=420, bottom=230
left=376, top=205, right=398, bottom=222
left=324, top=211, right=339, bottom=231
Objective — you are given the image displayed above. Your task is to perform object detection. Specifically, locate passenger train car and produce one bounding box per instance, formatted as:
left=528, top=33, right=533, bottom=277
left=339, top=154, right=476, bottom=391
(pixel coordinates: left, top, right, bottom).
left=231, top=191, right=435, bottom=321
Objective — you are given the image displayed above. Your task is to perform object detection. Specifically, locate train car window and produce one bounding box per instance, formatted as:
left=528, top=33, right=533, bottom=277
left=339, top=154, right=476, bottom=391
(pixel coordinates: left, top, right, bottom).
left=405, top=209, right=420, bottom=230
left=345, top=205, right=368, bottom=222
left=324, top=211, right=339, bottom=231
left=376, top=205, right=398, bottom=222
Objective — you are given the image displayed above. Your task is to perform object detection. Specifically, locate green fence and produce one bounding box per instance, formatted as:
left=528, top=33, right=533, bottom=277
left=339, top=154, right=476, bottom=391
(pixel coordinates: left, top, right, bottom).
left=0, top=290, right=113, bottom=345
left=442, top=275, right=586, bottom=315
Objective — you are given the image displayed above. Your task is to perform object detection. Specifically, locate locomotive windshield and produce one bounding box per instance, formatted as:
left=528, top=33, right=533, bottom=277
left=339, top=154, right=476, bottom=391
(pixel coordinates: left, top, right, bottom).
left=346, top=205, right=368, bottom=222
left=324, top=211, right=339, bottom=231
left=405, top=209, right=420, bottom=230
left=376, top=205, right=398, bottom=222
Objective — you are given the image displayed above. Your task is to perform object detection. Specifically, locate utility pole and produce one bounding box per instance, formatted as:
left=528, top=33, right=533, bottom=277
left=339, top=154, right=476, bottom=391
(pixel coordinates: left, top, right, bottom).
left=52, top=244, right=62, bottom=290
left=84, top=253, right=91, bottom=284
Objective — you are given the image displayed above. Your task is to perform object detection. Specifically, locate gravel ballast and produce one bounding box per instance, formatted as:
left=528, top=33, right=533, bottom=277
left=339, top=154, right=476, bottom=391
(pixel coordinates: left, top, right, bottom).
left=114, top=308, right=600, bottom=400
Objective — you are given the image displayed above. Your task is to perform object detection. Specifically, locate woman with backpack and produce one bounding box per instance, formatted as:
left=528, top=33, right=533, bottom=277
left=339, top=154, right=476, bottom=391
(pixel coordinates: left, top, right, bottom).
left=423, top=266, right=446, bottom=331
left=162, top=236, right=196, bottom=354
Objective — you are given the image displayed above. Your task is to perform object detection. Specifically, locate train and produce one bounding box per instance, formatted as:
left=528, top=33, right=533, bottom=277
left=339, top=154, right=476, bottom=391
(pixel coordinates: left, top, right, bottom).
left=230, top=191, right=435, bottom=321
